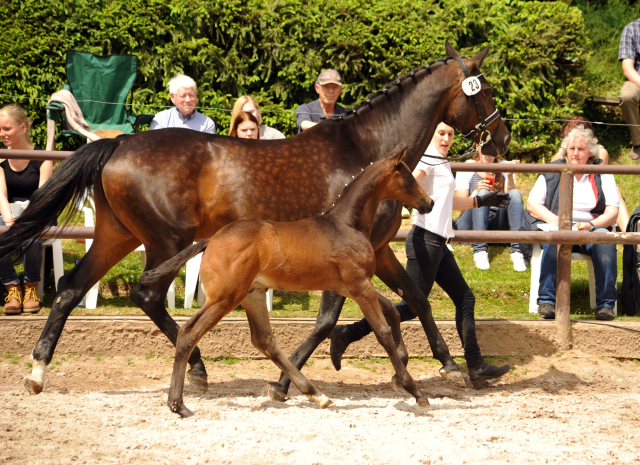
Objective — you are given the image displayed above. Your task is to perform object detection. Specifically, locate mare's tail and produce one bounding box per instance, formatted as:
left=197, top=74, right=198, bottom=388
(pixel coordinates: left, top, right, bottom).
left=0, top=138, right=123, bottom=261
left=140, top=239, right=209, bottom=285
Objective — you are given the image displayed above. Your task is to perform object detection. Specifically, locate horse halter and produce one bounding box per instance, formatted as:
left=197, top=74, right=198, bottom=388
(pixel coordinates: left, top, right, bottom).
left=454, top=56, right=501, bottom=148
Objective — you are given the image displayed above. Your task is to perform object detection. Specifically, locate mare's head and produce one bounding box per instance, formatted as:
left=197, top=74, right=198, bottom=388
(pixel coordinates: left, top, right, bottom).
left=380, top=145, right=434, bottom=215
left=442, top=41, right=511, bottom=157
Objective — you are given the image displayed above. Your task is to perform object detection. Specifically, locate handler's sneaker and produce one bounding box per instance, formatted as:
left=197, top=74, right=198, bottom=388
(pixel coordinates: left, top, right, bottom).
left=473, top=251, right=490, bottom=270
left=510, top=252, right=527, bottom=272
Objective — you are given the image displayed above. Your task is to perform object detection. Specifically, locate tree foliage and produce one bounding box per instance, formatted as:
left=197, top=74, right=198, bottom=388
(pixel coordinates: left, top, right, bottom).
left=0, top=0, right=588, bottom=157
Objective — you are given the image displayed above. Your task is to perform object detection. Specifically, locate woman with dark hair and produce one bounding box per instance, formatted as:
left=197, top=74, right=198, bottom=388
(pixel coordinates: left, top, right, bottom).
left=231, top=96, right=285, bottom=140
left=228, top=111, right=260, bottom=139
left=0, top=104, right=53, bottom=315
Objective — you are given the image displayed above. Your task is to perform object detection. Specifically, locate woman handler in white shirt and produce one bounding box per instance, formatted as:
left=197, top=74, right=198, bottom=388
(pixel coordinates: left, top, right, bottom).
left=528, top=125, right=619, bottom=321
left=330, top=122, right=511, bottom=387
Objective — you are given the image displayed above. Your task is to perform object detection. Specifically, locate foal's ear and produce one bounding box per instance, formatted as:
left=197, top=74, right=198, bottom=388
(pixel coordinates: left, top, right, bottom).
left=445, top=40, right=460, bottom=58
left=386, top=143, right=407, bottom=164
left=393, top=147, right=408, bottom=166
left=470, top=45, right=490, bottom=68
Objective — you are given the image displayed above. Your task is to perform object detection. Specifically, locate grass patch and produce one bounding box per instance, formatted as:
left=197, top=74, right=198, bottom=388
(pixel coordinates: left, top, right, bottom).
left=144, top=351, right=155, bottom=360
left=205, top=356, right=241, bottom=366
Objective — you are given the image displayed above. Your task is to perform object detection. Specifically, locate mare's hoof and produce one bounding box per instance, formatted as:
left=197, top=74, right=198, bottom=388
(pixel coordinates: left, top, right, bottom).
left=416, top=395, right=431, bottom=408
left=24, top=377, right=43, bottom=395
left=168, top=401, right=194, bottom=418
left=439, top=367, right=465, bottom=386
left=267, top=382, right=288, bottom=403
left=329, top=325, right=350, bottom=371
left=186, top=372, right=208, bottom=393
left=390, top=374, right=401, bottom=392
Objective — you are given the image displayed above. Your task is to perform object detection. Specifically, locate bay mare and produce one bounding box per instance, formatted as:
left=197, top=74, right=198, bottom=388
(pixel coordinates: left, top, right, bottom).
left=142, top=147, right=435, bottom=417
left=0, top=41, right=510, bottom=397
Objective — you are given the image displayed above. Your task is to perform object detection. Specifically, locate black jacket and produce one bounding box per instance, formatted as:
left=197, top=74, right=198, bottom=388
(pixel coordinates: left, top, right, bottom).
left=621, top=205, right=640, bottom=316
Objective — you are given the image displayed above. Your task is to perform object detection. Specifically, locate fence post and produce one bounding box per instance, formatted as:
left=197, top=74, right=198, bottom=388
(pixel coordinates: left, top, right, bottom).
left=556, top=169, right=574, bottom=349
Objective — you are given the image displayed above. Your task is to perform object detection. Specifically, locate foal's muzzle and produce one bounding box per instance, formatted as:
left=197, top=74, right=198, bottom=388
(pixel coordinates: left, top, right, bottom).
left=416, top=196, right=434, bottom=215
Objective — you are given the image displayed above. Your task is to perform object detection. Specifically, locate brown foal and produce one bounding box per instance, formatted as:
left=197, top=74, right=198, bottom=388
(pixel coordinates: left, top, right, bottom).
left=141, top=146, right=434, bottom=417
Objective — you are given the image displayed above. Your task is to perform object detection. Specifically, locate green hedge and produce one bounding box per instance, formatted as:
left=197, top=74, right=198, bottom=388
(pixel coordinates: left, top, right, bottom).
left=0, top=0, right=588, bottom=158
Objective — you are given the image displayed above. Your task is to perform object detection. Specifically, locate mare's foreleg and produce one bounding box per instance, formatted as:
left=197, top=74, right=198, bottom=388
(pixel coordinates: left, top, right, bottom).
left=269, top=291, right=345, bottom=400
left=347, top=279, right=429, bottom=407
left=25, top=236, right=139, bottom=395
left=243, top=290, right=333, bottom=409
left=374, top=245, right=462, bottom=382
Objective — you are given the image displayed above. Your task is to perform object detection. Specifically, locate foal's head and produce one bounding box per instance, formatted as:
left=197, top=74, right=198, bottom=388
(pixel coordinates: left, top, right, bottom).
left=381, top=146, right=434, bottom=215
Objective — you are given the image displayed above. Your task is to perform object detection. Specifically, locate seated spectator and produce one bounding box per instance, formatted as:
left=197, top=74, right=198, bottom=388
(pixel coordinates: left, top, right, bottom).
left=231, top=96, right=285, bottom=140
left=618, top=19, right=640, bottom=160
left=150, top=74, right=215, bottom=134
left=454, top=145, right=525, bottom=271
left=527, top=125, right=619, bottom=321
left=296, top=69, right=347, bottom=133
left=229, top=111, right=260, bottom=139
left=552, top=116, right=630, bottom=232
left=0, top=104, right=53, bottom=315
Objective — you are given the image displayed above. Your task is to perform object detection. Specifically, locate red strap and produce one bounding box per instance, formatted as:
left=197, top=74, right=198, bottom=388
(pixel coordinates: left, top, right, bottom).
left=589, top=174, right=599, bottom=219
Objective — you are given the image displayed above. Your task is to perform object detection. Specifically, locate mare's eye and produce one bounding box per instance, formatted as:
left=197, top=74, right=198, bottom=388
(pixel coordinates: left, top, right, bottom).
left=483, top=88, right=493, bottom=97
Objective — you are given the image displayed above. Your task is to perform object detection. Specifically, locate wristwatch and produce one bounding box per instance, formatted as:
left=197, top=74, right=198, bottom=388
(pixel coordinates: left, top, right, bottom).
left=589, top=221, right=596, bottom=232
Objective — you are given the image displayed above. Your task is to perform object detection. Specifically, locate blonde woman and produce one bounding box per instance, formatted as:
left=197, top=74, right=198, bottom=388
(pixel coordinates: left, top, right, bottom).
left=0, top=104, right=53, bottom=315
left=231, top=96, right=285, bottom=139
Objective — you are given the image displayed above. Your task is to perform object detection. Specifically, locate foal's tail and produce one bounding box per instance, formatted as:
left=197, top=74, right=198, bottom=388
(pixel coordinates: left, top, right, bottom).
left=0, top=138, right=123, bottom=261
left=140, top=239, right=209, bottom=285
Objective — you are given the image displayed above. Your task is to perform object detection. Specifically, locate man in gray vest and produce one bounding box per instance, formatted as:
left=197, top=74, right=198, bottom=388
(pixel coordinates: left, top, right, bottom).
left=295, top=69, right=347, bottom=133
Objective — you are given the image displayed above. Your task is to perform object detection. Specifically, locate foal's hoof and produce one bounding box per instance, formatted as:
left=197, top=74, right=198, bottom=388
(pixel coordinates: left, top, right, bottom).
left=24, top=377, right=43, bottom=395
left=309, top=394, right=334, bottom=409
left=186, top=371, right=208, bottom=393
left=168, top=400, right=194, bottom=418
left=267, top=382, right=288, bottom=403
left=390, top=374, right=401, bottom=392
left=416, top=395, right=431, bottom=408
left=439, top=367, right=465, bottom=386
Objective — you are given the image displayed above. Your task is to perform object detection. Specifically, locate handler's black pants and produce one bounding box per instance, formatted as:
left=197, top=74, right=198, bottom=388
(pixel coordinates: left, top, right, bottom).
left=348, top=225, right=484, bottom=368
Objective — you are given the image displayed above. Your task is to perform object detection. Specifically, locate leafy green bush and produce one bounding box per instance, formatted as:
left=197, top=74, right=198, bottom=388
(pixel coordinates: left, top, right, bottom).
left=0, top=0, right=589, bottom=158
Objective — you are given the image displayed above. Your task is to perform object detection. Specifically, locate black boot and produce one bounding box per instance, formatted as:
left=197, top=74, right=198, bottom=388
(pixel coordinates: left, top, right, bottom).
left=468, top=361, right=510, bottom=389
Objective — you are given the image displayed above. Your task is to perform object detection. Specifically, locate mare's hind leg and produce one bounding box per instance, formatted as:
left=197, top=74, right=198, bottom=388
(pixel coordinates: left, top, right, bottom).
left=346, top=279, right=429, bottom=407
left=25, top=230, right=140, bottom=395
left=243, top=290, right=333, bottom=408
left=130, top=245, right=209, bottom=392
left=374, top=246, right=462, bottom=382
left=269, top=291, right=345, bottom=400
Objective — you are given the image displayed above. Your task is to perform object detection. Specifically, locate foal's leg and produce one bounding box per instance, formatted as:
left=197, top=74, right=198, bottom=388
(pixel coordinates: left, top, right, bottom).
left=269, top=291, right=345, bottom=400
left=243, top=290, right=333, bottom=408
left=25, top=229, right=140, bottom=394
left=377, top=293, right=410, bottom=392
left=168, top=295, right=238, bottom=418
left=373, top=246, right=462, bottom=381
left=346, top=279, right=429, bottom=406
left=131, top=244, right=209, bottom=392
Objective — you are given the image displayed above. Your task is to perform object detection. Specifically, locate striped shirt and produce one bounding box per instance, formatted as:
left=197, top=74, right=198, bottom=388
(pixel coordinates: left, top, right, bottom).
left=619, top=19, right=640, bottom=73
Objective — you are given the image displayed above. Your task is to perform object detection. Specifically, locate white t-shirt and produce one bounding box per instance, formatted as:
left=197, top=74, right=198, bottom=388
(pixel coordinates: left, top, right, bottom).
left=412, top=144, right=456, bottom=238
left=528, top=173, right=619, bottom=223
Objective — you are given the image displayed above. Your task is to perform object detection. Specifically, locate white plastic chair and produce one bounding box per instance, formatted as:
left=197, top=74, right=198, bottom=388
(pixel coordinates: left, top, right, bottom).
left=528, top=243, right=617, bottom=315
left=37, top=239, right=64, bottom=300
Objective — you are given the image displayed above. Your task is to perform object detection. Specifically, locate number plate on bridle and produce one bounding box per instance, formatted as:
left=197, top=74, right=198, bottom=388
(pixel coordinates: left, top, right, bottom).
left=462, top=76, right=482, bottom=96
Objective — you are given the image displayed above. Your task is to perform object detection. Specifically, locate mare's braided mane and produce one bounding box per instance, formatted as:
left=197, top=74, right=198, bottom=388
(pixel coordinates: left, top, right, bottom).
left=341, top=56, right=459, bottom=118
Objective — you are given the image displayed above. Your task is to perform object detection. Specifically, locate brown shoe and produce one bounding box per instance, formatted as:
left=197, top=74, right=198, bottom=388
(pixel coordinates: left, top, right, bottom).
left=3, top=284, right=22, bottom=315
left=630, top=146, right=640, bottom=161
left=22, top=283, right=40, bottom=314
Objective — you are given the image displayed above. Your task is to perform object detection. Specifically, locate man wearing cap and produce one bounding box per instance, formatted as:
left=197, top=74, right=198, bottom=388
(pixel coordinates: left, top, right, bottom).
left=295, top=69, right=348, bottom=133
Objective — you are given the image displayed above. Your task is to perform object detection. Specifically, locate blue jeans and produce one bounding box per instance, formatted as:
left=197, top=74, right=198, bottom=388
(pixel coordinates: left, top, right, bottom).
left=537, top=230, right=618, bottom=309
left=0, top=216, right=43, bottom=285
left=456, top=189, right=524, bottom=254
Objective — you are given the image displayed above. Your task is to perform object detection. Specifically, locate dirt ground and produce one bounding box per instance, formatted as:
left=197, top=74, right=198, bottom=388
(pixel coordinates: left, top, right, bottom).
left=1, top=351, right=640, bottom=465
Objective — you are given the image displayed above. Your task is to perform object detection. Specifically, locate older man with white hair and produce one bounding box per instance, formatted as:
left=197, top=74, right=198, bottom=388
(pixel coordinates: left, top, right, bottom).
left=150, top=74, right=216, bottom=133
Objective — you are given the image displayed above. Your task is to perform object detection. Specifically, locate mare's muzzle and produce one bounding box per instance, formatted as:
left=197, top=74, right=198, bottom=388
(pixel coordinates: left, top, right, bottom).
left=415, top=196, right=434, bottom=215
